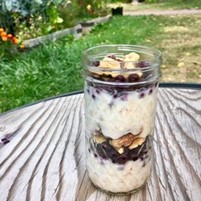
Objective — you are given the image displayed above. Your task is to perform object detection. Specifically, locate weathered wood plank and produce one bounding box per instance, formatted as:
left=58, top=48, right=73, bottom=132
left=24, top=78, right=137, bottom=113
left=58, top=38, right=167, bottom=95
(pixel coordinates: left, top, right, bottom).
left=0, top=88, right=200, bottom=201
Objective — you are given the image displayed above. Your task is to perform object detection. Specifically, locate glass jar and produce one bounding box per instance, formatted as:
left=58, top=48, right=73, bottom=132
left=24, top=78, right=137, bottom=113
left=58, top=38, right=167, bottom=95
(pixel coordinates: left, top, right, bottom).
left=82, top=45, right=162, bottom=194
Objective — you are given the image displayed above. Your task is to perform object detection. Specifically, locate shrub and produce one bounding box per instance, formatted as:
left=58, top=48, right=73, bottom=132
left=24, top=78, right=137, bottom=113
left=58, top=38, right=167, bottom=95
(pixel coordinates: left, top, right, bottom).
left=75, top=0, right=110, bottom=19
left=0, top=0, right=110, bottom=40
left=0, top=0, right=64, bottom=39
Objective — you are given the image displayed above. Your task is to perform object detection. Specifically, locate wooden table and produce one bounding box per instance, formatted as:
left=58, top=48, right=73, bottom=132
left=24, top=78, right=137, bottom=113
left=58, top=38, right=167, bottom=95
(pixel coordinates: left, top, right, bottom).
left=0, top=84, right=200, bottom=201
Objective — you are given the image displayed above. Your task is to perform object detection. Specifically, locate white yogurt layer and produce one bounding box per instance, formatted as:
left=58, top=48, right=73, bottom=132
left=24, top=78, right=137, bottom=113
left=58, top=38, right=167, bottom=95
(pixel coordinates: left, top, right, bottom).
left=87, top=151, right=153, bottom=193
left=85, top=85, right=157, bottom=139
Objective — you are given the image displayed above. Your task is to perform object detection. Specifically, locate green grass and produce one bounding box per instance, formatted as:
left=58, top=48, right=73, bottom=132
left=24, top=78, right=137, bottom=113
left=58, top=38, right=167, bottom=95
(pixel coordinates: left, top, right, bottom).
left=0, top=15, right=162, bottom=113
left=1, top=13, right=201, bottom=113
left=110, top=0, right=201, bottom=11
left=154, top=0, right=201, bottom=10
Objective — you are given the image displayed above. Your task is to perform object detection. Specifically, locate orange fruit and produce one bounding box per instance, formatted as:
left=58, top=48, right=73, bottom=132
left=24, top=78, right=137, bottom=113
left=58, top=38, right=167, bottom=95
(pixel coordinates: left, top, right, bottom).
left=1, top=36, right=8, bottom=41
left=7, top=34, right=13, bottom=39
left=0, top=31, right=7, bottom=37
left=12, top=37, right=19, bottom=44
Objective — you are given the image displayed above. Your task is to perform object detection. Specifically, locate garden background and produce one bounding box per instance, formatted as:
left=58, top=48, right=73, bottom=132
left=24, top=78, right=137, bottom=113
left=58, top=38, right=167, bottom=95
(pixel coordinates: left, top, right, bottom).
left=0, top=0, right=201, bottom=113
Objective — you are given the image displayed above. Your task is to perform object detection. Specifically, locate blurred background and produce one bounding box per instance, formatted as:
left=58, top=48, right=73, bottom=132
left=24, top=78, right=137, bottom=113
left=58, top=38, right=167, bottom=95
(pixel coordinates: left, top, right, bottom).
left=0, top=0, right=201, bottom=112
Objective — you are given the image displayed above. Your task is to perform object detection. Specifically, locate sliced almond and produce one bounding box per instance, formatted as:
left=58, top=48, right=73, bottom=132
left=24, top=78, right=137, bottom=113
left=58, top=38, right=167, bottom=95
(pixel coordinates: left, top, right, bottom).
left=91, top=73, right=101, bottom=78
left=99, top=57, right=121, bottom=69
left=90, top=52, right=143, bottom=79
left=124, top=62, right=135, bottom=69
left=116, top=147, right=124, bottom=154
left=123, top=52, right=140, bottom=62
left=102, top=71, right=119, bottom=77
left=128, top=137, right=145, bottom=149
left=111, top=133, right=137, bottom=148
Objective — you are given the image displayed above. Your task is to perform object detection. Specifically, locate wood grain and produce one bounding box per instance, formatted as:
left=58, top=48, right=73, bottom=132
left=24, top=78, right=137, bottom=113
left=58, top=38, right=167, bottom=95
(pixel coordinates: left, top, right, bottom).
left=0, top=88, right=200, bottom=201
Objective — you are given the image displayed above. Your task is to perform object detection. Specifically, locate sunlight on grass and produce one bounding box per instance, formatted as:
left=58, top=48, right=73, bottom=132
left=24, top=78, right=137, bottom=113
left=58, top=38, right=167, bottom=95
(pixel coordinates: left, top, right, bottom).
left=164, top=26, right=189, bottom=33
left=110, top=0, right=201, bottom=11
left=156, top=15, right=201, bottom=83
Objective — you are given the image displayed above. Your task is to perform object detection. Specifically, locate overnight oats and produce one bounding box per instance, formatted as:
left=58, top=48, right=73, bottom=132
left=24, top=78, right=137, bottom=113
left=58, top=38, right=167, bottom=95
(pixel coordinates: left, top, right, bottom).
left=82, top=45, right=162, bottom=194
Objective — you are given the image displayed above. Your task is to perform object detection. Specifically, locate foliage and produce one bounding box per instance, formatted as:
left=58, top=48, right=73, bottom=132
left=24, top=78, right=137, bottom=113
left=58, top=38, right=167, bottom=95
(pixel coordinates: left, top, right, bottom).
left=1, top=0, right=201, bottom=112
left=0, top=0, right=64, bottom=40
left=0, top=27, right=23, bottom=60
left=0, top=0, right=110, bottom=41
left=75, top=0, right=110, bottom=19
left=0, top=15, right=161, bottom=113
left=59, top=1, right=80, bottom=28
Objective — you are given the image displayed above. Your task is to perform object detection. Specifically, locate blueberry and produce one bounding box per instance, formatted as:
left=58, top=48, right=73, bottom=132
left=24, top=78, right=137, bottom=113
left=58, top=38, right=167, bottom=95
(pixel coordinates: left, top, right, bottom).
left=92, top=60, right=100, bottom=67
left=96, top=89, right=100, bottom=94
left=129, top=148, right=139, bottom=160
left=109, top=149, right=119, bottom=159
left=132, top=157, right=138, bottom=161
left=101, top=142, right=108, bottom=150
left=113, top=94, right=117, bottom=98
left=101, top=141, right=119, bottom=159
left=128, top=73, right=140, bottom=82
left=136, top=61, right=149, bottom=68
left=117, top=155, right=128, bottom=164
left=1, top=138, right=7, bottom=142
left=108, top=55, right=116, bottom=59
left=139, top=92, right=145, bottom=98
left=96, top=144, right=107, bottom=159
left=115, top=75, right=126, bottom=82
left=106, top=74, right=113, bottom=79
left=3, top=139, right=10, bottom=144
left=115, top=149, right=129, bottom=164
left=149, top=88, right=153, bottom=95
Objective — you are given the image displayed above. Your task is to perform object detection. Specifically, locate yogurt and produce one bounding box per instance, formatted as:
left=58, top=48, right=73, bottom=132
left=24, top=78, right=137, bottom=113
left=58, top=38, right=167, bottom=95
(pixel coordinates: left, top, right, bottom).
left=83, top=46, right=161, bottom=194
left=85, top=84, right=157, bottom=139
left=87, top=149, right=153, bottom=193
left=84, top=84, right=156, bottom=193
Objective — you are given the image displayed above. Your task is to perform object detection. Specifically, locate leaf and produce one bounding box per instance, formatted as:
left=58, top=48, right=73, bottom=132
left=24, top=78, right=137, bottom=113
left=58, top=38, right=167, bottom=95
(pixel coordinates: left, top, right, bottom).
left=55, top=17, right=63, bottom=24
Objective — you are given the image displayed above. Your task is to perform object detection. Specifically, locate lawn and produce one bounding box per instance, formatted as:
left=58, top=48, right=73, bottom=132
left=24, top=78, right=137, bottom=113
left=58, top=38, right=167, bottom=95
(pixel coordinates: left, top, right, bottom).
left=1, top=13, right=201, bottom=113
left=108, top=0, right=201, bottom=11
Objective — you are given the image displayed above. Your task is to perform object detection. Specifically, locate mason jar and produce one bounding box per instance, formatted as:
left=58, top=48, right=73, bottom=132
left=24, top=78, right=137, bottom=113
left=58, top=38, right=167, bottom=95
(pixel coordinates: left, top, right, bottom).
left=82, top=44, right=162, bottom=194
